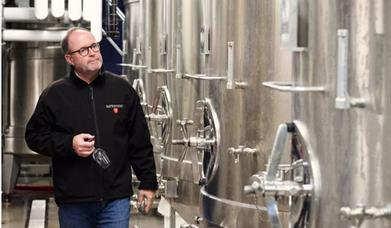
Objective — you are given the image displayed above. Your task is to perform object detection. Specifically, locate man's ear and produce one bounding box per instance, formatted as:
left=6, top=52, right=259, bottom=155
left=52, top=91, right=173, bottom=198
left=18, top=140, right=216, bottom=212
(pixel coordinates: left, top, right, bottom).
left=64, top=54, right=73, bottom=65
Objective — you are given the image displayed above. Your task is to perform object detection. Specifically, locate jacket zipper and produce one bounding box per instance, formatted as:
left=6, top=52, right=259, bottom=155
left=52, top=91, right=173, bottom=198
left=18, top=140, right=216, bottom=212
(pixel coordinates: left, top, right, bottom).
left=89, top=86, right=104, bottom=201
left=90, top=86, right=101, bottom=147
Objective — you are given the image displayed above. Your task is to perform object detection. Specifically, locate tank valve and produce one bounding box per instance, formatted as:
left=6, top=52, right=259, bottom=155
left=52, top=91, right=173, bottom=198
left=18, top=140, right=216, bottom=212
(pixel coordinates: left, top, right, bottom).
left=340, top=204, right=391, bottom=228
left=228, top=145, right=258, bottom=163
left=244, top=173, right=312, bottom=197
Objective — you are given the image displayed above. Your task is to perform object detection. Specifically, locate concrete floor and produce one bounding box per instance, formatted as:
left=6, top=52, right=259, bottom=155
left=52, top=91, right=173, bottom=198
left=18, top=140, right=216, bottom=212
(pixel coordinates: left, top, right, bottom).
left=2, top=189, right=164, bottom=228
left=2, top=164, right=165, bottom=228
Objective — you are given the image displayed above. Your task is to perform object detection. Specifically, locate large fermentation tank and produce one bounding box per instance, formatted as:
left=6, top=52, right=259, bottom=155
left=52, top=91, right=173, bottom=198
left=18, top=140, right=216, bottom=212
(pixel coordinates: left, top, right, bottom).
left=249, top=0, right=391, bottom=227
left=124, top=0, right=177, bottom=195
left=2, top=42, right=67, bottom=194
left=291, top=1, right=391, bottom=227
left=124, top=0, right=206, bottom=222
left=124, top=0, right=165, bottom=178
left=201, top=0, right=292, bottom=227
left=159, top=0, right=207, bottom=223
left=123, top=0, right=141, bottom=82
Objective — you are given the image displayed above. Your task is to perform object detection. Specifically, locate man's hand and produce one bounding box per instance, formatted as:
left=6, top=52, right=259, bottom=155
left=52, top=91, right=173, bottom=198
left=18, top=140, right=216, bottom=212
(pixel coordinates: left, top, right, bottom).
left=72, top=133, right=95, bottom=157
left=138, top=189, right=156, bottom=214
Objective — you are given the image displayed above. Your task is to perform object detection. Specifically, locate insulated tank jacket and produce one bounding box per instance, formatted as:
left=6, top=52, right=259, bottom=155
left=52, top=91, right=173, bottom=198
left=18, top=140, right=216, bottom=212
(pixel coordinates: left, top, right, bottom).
left=25, top=70, right=158, bottom=204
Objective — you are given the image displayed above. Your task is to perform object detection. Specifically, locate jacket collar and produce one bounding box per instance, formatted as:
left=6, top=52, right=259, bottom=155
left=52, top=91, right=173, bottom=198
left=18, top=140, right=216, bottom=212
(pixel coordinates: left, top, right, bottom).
left=69, top=66, right=105, bottom=86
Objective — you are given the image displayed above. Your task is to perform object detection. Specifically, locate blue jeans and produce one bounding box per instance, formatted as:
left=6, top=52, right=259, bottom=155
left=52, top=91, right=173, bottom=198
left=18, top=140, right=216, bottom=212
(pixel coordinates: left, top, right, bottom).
left=58, top=197, right=130, bottom=228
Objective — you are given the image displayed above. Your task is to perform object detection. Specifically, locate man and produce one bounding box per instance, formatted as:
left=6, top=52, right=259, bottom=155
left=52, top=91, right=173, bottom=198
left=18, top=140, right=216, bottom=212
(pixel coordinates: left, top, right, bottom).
left=25, top=27, right=157, bottom=228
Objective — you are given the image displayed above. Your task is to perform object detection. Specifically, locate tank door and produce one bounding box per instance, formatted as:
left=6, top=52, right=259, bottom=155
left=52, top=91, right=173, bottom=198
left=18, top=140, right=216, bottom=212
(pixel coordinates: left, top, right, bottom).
left=172, top=98, right=220, bottom=185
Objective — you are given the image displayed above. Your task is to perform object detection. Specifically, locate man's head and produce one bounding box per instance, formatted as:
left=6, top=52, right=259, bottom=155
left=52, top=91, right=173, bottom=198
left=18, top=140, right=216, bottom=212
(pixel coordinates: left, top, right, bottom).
left=62, top=27, right=103, bottom=76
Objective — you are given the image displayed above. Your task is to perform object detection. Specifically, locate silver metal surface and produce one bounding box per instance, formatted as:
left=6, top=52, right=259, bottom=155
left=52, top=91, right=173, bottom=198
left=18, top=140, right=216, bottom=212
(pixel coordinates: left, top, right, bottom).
left=2, top=42, right=67, bottom=195
left=122, top=1, right=391, bottom=227
left=159, top=0, right=208, bottom=223
left=3, top=43, right=67, bottom=156
left=261, top=81, right=325, bottom=93
left=335, top=29, right=366, bottom=109
left=289, top=1, right=391, bottom=228
left=200, top=0, right=293, bottom=227
left=123, top=0, right=142, bottom=81
left=340, top=204, right=391, bottom=228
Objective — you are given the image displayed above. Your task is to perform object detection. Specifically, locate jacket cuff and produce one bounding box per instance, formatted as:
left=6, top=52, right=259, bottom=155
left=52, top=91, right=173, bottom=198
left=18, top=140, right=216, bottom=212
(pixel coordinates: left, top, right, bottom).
left=138, top=180, right=158, bottom=190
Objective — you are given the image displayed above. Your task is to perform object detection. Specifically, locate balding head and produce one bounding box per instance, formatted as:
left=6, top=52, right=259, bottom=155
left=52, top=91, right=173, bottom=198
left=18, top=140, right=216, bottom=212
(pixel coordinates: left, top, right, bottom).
left=61, top=27, right=91, bottom=54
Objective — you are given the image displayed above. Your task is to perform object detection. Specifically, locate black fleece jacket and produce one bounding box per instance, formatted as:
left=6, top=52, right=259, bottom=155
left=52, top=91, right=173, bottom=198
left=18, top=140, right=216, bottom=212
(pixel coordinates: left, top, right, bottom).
left=25, top=69, right=157, bottom=204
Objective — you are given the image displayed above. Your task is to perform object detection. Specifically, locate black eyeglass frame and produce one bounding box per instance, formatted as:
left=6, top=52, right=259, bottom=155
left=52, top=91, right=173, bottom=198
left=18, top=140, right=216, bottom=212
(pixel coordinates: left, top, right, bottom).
left=68, top=43, right=100, bottom=57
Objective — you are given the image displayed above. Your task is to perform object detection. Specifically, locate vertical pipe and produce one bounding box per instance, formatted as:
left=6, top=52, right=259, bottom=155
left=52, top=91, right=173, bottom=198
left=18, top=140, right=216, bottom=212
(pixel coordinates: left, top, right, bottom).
left=34, top=0, right=49, bottom=20
left=226, top=41, right=234, bottom=89
left=335, top=29, right=349, bottom=109
left=68, top=0, right=82, bottom=21
left=83, top=0, right=92, bottom=21
left=90, top=0, right=102, bottom=41
left=51, top=0, right=65, bottom=18
left=375, top=0, right=384, bottom=34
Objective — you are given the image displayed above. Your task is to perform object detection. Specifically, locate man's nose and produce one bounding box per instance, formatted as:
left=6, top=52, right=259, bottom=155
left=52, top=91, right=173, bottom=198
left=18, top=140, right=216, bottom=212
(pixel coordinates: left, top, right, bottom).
left=88, top=47, right=96, bottom=56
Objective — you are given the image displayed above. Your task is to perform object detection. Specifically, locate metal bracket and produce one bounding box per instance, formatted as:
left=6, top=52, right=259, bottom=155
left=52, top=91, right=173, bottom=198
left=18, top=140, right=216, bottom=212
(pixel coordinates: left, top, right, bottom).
left=183, top=74, right=226, bottom=80
left=335, top=29, right=366, bottom=109
left=262, top=81, right=325, bottom=93
left=226, top=41, right=248, bottom=90
left=119, top=37, right=148, bottom=70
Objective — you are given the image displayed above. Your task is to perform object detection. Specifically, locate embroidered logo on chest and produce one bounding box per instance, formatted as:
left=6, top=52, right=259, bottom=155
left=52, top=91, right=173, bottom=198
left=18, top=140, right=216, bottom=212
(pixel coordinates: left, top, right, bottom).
left=106, top=104, right=124, bottom=114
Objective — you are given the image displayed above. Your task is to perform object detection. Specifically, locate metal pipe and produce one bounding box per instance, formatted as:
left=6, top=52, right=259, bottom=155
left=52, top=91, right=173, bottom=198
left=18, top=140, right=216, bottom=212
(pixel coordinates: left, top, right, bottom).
left=262, top=81, right=325, bottom=93
left=116, top=7, right=125, bottom=21
left=3, top=7, right=76, bottom=22
left=34, top=0, right=49, bottom=20
left=183, top=74, right=226, bottom=80
left=90, top=0, right=103, bottom=41
left=335, top=29, right=350, bottom=109
left=265, top=124, right=289, bottom=181
left=102, top=29, right=124, bottom=56
left=51, top=0, right=65, bottom=18
left=340, top=204, right=391, bottom=228
left=83, top=0, right=93, bottom=21
left=3, top=7, right=36, bottom=21
left=68, top=0, right=82, bottom=21
left=2, top=29, right=67, bottom=42
left=226, top=41, right=235, bottom=89
left=335, top=29, right=365, bottom=109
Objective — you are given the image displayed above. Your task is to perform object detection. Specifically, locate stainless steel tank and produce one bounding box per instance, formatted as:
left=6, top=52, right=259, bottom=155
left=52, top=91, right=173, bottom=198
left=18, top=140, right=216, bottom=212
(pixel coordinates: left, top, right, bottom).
left=248, top=0, right=391, bottom=228
left=124, top=0, right=177, bottom=195
left=297, top=1, right=391, bottom=227
left=2, top=42, right=67, bottom=194
left=200, top=0, right=293, bottom=227
left=125, top=0, right=165, bottom=179
left=123, top=0, right=141, bottom=82
left=160, top=0, right=210, bottom=223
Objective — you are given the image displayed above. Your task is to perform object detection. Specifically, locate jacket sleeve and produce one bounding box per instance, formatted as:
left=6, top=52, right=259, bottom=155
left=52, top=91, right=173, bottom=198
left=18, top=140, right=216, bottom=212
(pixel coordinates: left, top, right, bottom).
left=127, top=90, right=158, bottom=191
left=25, top=90, right=75, bottom=158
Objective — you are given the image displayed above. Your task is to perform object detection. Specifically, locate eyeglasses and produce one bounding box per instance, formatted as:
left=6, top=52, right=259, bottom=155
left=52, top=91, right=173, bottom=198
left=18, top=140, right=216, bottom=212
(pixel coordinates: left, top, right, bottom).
left=68, top=43, right=100, bottom=57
